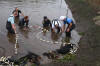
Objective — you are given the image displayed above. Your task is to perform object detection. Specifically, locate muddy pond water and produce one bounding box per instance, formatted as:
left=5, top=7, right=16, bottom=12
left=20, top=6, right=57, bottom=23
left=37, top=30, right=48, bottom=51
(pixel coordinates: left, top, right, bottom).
left=0, top=0, right=80, bottom=64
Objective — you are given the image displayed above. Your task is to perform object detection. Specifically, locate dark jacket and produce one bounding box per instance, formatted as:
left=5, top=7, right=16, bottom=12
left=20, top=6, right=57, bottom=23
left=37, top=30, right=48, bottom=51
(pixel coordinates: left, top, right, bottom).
left=19, top=17, right=29, bottom=28
left=12, top=10, right=22, bottom=17
left=42, top=19, right=51, bottom=28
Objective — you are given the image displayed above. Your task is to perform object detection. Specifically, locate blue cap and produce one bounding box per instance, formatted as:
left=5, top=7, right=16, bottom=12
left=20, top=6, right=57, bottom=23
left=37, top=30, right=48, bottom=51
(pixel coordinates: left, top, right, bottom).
left=66, top=18, right=72, bottom=23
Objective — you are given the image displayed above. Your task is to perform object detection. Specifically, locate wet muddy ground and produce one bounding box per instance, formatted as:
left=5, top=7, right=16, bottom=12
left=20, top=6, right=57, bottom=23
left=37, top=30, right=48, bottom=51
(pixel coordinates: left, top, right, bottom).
left=0, top=0, right=80, bottom=65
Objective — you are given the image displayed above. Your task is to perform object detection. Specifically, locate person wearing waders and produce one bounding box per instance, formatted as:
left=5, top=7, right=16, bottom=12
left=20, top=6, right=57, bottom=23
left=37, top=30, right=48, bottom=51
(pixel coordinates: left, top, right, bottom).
left=6, top=12, right=17, bottom=34
left=12, top=7, right=24, bottom=18
left=60, top=16, right=75, bottom=42
left=51, top=19, right=62, bottom=34
left=42, top=16, right=51, bottom=30
left=18, top=16, right=29, bottom=29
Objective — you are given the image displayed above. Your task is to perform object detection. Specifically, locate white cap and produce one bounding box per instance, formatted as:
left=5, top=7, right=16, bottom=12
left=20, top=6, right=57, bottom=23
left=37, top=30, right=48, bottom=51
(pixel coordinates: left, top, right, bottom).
left=59, top=16, right=66, bottom=21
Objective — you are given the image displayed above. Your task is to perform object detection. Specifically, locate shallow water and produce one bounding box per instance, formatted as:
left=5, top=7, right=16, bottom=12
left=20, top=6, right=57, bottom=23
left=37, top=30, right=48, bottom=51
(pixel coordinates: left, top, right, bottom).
left=0, top=0, right=80, bottom=64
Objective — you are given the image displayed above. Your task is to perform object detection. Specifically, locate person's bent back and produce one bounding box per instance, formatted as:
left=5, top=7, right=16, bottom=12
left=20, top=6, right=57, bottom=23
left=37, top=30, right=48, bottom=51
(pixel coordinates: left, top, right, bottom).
left=51, top=19, right=62, bottom=33
left=6, top=12, right=17, bottom=34
left=19, top=16, right=29, bottom=29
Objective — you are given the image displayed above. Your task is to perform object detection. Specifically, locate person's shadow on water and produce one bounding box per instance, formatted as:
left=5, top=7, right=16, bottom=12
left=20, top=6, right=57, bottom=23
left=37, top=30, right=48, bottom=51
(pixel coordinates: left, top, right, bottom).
left=7, top=32, right=16, bottom=44
left=15, top=17, right=19, bottom=25
left=51, top=32, right=59, bottom=42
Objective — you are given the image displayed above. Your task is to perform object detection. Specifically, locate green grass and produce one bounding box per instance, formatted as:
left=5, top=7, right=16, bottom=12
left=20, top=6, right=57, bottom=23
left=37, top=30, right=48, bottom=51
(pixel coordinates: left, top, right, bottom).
left=57, top=53, right=76, bottom=62
left=31, top=63, right=36, bottom=66
left=79, top=32, right=85, bottom=36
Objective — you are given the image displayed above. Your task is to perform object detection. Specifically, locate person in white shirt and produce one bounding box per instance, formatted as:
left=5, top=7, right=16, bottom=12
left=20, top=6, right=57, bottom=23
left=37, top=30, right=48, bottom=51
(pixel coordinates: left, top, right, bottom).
left=51, top=19, right=62, bottom=34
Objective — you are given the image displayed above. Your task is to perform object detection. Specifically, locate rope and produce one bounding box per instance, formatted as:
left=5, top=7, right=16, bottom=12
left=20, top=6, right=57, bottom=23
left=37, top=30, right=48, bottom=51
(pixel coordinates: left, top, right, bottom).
left=36, top=30, right=78, bottom=54
left=36, top=30, right=62, bottom=44
left=15, top=34, right=19, bottom=54
left=34, top=25, right=78, bottom=54
left=0, top=29, right=19, bottom=55
left=30, top=25, right=62, bottom=44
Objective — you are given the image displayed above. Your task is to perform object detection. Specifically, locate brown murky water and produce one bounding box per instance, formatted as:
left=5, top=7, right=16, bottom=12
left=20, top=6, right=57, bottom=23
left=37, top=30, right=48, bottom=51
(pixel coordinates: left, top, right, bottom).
left=0, top=0, right=80, bottom=64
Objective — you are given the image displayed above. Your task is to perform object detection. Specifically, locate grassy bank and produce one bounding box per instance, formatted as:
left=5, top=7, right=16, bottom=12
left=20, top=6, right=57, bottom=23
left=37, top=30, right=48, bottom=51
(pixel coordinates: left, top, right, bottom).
left=65, top=0, right=100, bottom=66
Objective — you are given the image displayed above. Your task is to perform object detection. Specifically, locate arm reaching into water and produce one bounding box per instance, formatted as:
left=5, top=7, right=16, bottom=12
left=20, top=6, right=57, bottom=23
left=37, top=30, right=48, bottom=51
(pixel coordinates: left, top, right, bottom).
left=67, top=23, right=72, bottom=32
left=12, top=24, right=16, bottom=33
left=62, top=24, right=65, bottom=32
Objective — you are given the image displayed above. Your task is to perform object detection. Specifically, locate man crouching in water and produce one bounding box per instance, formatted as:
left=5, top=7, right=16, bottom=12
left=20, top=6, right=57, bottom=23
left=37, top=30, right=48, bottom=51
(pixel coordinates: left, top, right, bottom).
left=6, top=12, right=17, bottom=34
left=42, top=16, right=51, bottom=30
left=18, top=16, right=29, bottom=30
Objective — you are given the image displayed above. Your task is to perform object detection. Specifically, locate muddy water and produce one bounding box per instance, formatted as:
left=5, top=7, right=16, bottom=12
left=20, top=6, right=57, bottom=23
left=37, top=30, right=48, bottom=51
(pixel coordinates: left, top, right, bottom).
left=0, top=0, right=80, bottom=64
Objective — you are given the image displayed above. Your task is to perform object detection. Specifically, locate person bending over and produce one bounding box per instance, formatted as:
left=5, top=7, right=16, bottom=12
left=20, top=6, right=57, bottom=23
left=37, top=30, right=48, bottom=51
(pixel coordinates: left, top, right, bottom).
left=6, top=12, right=17, bottom=34
left=19, top=16, right=29, bottom=29
left=59, top=16, right=75, bottom=38
left=51, top=19, right=62, bottom=34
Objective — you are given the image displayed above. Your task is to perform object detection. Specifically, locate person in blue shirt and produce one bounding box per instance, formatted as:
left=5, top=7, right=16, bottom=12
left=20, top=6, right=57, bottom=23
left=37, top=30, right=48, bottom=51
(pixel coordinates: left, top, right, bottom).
left=6, top=12, right=17, bottom=34
left=60, top=16, right=75, bottom=38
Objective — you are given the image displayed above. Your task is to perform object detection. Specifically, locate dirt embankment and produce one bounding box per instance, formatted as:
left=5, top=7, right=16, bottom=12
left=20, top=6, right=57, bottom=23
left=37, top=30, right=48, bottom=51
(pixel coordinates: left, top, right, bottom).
left=65, top=0, right=100, bottom=66
left=87, top=0, right=100, bottom=10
